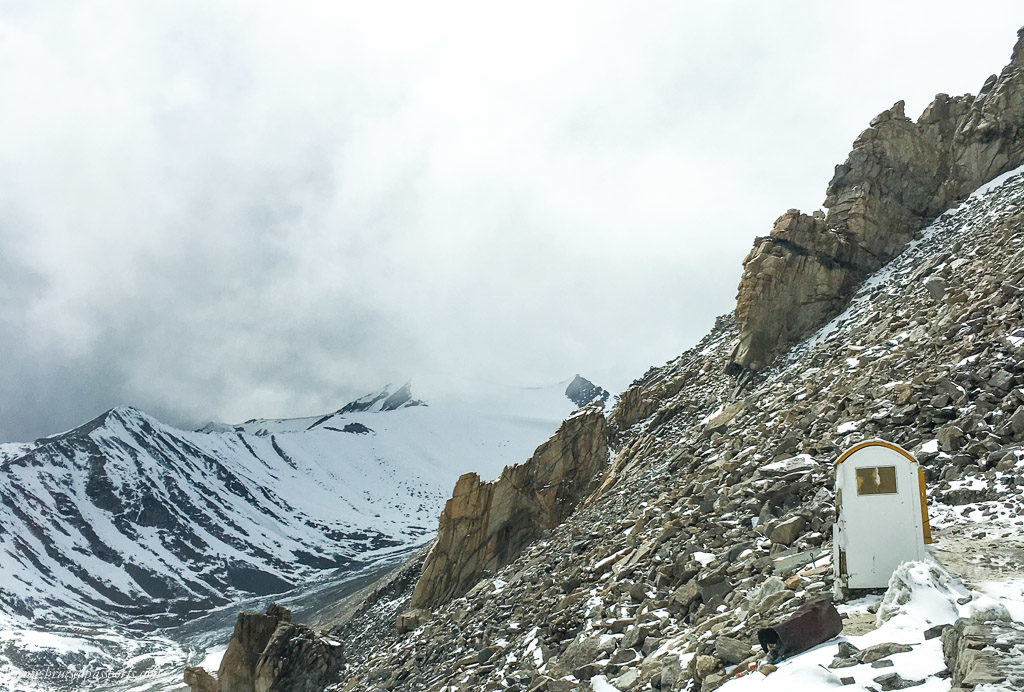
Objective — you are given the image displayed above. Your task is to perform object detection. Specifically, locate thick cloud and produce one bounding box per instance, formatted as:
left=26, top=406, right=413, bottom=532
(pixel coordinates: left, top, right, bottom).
left=1, top=1, right=1020, bottom=440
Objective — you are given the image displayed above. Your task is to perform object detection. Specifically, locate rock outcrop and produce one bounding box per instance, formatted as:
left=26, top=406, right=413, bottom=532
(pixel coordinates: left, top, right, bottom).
left=183, top=667, right=218, bottom=692
left=216, top=603, right=292, bottom=692
left=253, top=622, right=344, bottom=692
left=406, top=405, right=609, bottom=612
left=942, top=616, right=1024, bottom=690
left=184, top=603, right=343, bottom=692
left=729, top=27, right=1024, bottom=372
left=729, top=210, right=865, bottom=372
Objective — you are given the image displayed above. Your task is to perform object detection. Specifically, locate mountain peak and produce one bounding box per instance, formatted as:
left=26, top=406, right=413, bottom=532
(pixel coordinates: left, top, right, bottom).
left=564, top=374, right=609, bottom=408
left=100, top=405, right=163, bottom=431
left=105, top=404, right=144, bottom=419
left=338, top=382, right=424, bottom=414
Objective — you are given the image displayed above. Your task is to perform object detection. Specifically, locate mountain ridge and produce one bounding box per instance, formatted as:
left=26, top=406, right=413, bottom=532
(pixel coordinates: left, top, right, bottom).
left=729, top=27, right=1024, bottom=374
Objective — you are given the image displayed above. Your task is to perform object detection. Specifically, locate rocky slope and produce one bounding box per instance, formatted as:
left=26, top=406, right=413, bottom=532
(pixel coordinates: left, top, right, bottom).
left=178, top=29, right=1024, bottom=692
left=235, top=29, right=1024, bottom=687
left=320, top=153, right=1024, bottom=692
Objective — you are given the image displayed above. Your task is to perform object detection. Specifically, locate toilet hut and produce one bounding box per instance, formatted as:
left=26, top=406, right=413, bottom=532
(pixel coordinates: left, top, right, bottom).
left=833, top=440, right=932, bottom=595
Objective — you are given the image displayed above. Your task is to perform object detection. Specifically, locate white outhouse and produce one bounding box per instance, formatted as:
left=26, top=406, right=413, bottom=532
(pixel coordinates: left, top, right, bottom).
left=832, top=440, right=932, bottom=595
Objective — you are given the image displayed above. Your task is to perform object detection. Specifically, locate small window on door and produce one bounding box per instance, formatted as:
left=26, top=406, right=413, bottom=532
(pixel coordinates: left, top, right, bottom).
left=855, top=466, right=897, bottom=495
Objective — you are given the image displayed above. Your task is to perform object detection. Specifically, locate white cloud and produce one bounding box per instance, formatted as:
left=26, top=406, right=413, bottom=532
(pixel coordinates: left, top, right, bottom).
left=0, top=1, right=1020, bottom=439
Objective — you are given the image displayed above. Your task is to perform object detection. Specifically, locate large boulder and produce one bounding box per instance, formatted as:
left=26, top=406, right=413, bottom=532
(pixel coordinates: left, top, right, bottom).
left=768, top=515, right=807, bottom=546
left=405, top=405, right=609, bottom=611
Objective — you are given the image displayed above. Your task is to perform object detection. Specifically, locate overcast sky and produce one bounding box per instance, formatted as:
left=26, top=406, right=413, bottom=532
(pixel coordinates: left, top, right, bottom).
left=0, top=2, right=1021, bottom=441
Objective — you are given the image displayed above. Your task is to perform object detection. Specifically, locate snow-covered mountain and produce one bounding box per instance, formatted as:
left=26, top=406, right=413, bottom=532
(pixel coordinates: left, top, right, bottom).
left=0, top=378, right=604, bottom=689
left=0, top=380, right=596, bottom=628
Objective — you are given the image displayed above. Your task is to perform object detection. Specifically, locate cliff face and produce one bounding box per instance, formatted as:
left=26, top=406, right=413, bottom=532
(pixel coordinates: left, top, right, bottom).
left=406, top=405, right=609, bottom=612
left=729, top=28, right=1024, bottom=372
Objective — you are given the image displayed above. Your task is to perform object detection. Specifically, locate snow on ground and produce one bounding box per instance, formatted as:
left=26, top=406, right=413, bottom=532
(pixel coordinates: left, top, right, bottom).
left=718, top=559, right=1000, bottom=692
left=712, top=491, right=1024, bottom=692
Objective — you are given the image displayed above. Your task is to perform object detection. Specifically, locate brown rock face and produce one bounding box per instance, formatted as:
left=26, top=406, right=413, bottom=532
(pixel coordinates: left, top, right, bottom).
left=217, top=603, right=292, bottom=692
left=183, top=667, right=219, bottom=692
left=730, top=210, right=866, bottom=371
left=253, top=623, right=344, bottom=692
left=730, top=28, right=1024, bottom=372
left=184, top=603, right=343, bottom=692
left=407, top=405, right=609, bottom=612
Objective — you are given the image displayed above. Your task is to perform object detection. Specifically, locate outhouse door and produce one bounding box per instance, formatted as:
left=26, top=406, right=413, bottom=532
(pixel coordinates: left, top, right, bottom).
left=834, top=441, right=930, bottom=590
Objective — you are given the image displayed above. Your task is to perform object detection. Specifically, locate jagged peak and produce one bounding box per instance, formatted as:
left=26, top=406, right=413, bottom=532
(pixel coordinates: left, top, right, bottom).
left=104, top=404, right=146, bottom=420
left=564, top=374, right=610, bottom=408
left=868, top=99, right=908, bottom=126
left=338, top=381, right=424, bottom=414
left=1012, top=25, right=1024, bottom=65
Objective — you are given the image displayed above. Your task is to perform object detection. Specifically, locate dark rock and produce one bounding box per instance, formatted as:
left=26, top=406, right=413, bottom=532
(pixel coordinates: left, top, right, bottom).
left=873, top=672, right=925, bottom=690
left=924, top=276, right=946, bottom=302
left=837, top=641, right=861, bottom=658
left=769, top=515, right=807, bottom=545
left=564, top=375, right=610, bottom=408
left=215, top=603, right=292, bottom=692
left=938, top=425, right=965, bottom=452
left=989, top=369, right=1015, bottom=391
left=253, top=623, right=344, bottom=692
left=551, top=634, right=617, bottom=679
left=671, top=580, right=702, bottom=609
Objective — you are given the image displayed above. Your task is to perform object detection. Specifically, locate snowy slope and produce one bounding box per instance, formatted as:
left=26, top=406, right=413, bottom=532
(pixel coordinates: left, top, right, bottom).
left=0, top=380, right=588, bottom=630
